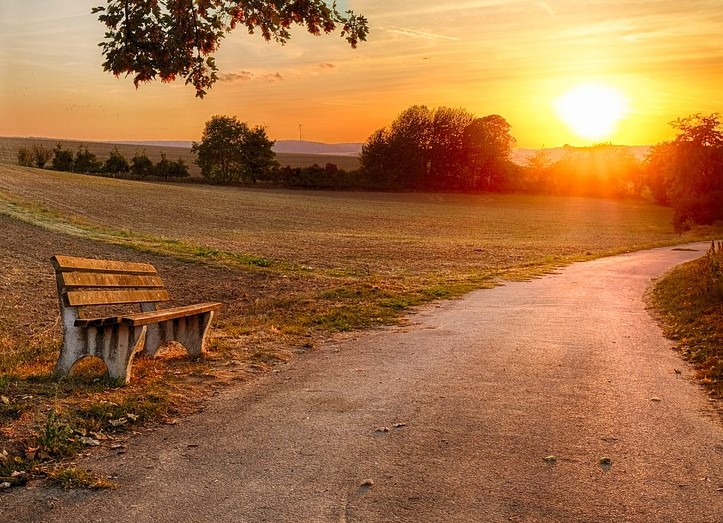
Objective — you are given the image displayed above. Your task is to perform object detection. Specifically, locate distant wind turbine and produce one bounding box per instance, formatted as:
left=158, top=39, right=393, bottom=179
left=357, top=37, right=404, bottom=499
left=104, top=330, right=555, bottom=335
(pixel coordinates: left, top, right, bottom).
left=298, top=122, right=304, bottom=141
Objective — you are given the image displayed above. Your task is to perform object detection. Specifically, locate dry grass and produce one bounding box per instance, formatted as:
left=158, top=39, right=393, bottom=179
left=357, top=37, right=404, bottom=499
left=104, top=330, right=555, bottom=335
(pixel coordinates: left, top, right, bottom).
left=0, top=161, right=718, bottom=483
left=652, top=241, right=723, bottom=397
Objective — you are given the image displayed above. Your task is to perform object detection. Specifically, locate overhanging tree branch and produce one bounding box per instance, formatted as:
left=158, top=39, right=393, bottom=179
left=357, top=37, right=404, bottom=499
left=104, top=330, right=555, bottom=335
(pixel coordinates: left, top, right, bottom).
left=93, top=0, right=369, bottom=97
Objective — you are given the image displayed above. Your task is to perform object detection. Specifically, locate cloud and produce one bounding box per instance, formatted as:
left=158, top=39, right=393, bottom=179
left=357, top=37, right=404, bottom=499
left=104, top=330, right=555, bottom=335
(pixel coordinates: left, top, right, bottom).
left=218, top=71, right=284, bottom=83
left=536, top=2, right=555, bottom=16
left=219, top=71, right=253, bottom=82
left=388, top=27, right=459, bottom=41
left=319, top=62, right=336, bottom=69
left=262, top=72, right=284, bottom=82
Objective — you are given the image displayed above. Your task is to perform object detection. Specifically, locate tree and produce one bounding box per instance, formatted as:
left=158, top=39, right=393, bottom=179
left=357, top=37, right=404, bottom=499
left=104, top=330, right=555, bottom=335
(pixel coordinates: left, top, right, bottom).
left=429, top=107, right=475, bottom=190
left=154, top=152, right=172, bottom=180
left=549, top=144, right=642, bottom=198
left=31, top=145, right=53, bottom=168
left=463, top=114, right=516, bottom=191
left=103, top=147, right=131, bottom=174
left=130, top=150, right=155, bottom=178
left=521, top=149, right=553, bottom=193
left=645, top=113, right=723, bottom=229
left=192, top=115, right=276, bottom=183
left=359, top=106, right=516, bottom=191
left=241, top=126, right=278, bottom=181
left=168, top=158, right=191, bottom=179
left=360, top=105, right=433, bottom=189
left=17, top=147, right=34, bottom=167
left=73, top=146, right=102, bottom=173
left=51, top=144, right=75, bottom=172
left=93, top=1, right=369, bottom=97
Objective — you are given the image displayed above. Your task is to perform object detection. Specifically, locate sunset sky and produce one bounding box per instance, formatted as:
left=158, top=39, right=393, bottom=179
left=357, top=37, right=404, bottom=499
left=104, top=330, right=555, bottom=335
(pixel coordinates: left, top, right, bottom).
left=1, top=1, right=722, bottom=147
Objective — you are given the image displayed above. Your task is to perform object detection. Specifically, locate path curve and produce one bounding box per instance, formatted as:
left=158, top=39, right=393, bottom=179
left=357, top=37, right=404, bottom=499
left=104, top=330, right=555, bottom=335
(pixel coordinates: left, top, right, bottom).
left=3, top=243, right=723, bottom=522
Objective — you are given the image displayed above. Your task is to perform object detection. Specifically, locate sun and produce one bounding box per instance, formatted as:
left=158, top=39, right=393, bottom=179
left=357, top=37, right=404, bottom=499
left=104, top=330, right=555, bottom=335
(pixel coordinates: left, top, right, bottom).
left=553, top=84, right=629, bottom=141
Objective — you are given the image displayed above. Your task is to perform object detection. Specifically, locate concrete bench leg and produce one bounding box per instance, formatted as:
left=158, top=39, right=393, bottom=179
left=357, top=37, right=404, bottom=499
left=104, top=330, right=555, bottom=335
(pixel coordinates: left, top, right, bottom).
left=55, top=324, right=147, bottom=384
left=143, top=311, right=215, bottom=358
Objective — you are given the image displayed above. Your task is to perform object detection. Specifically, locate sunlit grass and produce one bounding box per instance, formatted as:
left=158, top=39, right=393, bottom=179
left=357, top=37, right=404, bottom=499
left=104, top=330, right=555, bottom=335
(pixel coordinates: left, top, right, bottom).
left=652, top=241, right=723, bottom=397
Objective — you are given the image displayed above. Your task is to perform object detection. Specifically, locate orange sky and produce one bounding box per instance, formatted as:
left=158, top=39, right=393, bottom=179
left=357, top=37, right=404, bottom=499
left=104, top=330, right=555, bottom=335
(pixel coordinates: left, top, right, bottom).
left=1, top=1, right=722, bottom=147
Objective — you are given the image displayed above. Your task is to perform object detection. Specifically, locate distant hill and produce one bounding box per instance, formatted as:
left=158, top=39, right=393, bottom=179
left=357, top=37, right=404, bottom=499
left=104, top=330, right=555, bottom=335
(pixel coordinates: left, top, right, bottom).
left=113, top=139, right=364, bottom=157
left=273, top=140, right=362, bottom=156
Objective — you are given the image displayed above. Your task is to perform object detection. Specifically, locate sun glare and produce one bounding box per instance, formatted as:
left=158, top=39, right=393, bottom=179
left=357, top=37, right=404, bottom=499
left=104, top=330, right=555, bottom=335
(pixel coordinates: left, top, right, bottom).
left=553, top=84, right=628, bottom=142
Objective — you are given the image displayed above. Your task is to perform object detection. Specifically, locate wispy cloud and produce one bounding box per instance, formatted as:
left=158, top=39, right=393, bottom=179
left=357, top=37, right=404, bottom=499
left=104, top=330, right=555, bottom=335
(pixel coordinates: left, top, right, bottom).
left=387, top=27, right=459, bottom=41
left=218, top=71, right=283, bottom=83
left=219, top=71, right=253, bottom=82
left=263, top=72, right=284, bottom=82
left=536, top=2, right=555, bottom=16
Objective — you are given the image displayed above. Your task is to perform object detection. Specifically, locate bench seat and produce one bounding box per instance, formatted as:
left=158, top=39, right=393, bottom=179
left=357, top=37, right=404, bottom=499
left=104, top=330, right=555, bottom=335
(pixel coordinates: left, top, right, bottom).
left=52, top=255, right=222, bottom=384
left=76, top=302, right=222, bottom=327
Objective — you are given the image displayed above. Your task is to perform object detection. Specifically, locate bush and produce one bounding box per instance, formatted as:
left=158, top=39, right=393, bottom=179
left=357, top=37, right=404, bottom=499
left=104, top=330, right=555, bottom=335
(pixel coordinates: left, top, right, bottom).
left=31, top=145, right=52, bottom=168
left=17, top=147, right=34, bottom=167
left=51, top=144, right=75, bottom=172
left=73, top=146, right=102, bottom=174
left=154, top=152, right=171, bottom=179
left=131, top=150, right=154, bottom=178
left=103, top=147, right=130, bottom=174
left=168, top=158, right=190, bottom=179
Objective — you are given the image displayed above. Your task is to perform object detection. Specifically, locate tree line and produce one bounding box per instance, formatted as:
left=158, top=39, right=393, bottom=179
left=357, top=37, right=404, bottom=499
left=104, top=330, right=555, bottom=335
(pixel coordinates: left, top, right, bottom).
left=16, top=109, right=723, bottom=230
left=17, top=144, right=190, bottom=180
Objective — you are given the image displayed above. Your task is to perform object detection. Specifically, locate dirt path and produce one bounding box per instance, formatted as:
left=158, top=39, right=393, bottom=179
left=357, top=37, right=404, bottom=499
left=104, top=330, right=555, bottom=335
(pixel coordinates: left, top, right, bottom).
left=2, top=243, right=722, bottom=522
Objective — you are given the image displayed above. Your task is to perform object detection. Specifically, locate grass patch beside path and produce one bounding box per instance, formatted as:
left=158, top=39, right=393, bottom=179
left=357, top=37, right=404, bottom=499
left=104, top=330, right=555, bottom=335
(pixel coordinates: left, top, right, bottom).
left=652, top=241, right=723, bottom=397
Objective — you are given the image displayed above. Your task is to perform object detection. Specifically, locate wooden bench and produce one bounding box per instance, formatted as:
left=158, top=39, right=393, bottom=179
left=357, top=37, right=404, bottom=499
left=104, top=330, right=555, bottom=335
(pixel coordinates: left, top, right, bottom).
left=51, top=255, right=221, bottom=384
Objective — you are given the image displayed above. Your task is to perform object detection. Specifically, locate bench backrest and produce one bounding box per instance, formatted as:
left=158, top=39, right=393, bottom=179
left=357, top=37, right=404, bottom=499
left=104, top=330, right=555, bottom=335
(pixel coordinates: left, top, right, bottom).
left=51, top=255, right=170, bottom=308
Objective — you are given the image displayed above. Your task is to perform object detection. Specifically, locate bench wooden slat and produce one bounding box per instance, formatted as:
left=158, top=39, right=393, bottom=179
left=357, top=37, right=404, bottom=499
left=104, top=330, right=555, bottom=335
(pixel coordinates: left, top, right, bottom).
left=64, top=289, right=170, bottom=307
left=123, top=302, right=222, bottom=326
left=75, top=302, right=222, bottom=327
left=52, top=255, right=157, bottom=275
left=60, top=272, right=165, bottom=290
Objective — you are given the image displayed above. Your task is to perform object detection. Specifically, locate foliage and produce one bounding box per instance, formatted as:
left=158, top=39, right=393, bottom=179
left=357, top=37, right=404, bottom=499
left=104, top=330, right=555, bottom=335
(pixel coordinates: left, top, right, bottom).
left=653, top=241, right=723, bottom=396
left=103, top=147, right=130, bottom=174
left=48, top=467, right=115, bottom=490
left=36, top=411, right=80, bottom=459
left=154, top=152, right=172, bottom=179
left=153, top=153, right=189, bottom=180
left=73, top=146, right=103, bottom=174
left=51, top=144, right=75, bottom=172
left=131, top=150, right=155, bottom=178
left=93, top=0, right=368, bottom=97
left=192, top=115, right=277, bottom=183
left=168, top=157, right=190, bottom=179
left=463, top=114, right=517, bottom=191
left=644, top=113, right=723, bottom=230
left=521, top=144, right=644, bottom=198
left=31, top=145, right=53, bottom=168
left=16, top=147, right=34, bottom=167
left=359, top=106, right=517, bottom=191
left=272, top=163, right=360, bottom=189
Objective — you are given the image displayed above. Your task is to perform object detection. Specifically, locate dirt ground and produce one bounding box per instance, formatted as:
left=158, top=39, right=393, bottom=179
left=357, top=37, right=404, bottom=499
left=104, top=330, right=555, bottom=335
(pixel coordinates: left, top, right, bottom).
left=0, top=213, right=303, bottom=345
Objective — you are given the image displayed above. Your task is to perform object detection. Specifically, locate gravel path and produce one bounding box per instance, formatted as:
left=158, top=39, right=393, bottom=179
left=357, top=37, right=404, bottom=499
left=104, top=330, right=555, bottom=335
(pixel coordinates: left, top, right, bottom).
left=2, top=242, right=722, bottom=522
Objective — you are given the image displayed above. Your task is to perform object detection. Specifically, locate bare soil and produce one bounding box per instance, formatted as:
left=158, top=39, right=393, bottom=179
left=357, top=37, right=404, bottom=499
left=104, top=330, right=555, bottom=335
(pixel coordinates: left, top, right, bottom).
left=0, top=213, right=292, bottom=345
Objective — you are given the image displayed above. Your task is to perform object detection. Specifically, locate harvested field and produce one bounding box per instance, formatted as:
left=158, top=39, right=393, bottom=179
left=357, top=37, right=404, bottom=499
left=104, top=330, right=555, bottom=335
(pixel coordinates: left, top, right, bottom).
left=0, top=164, right=683, bottom=276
